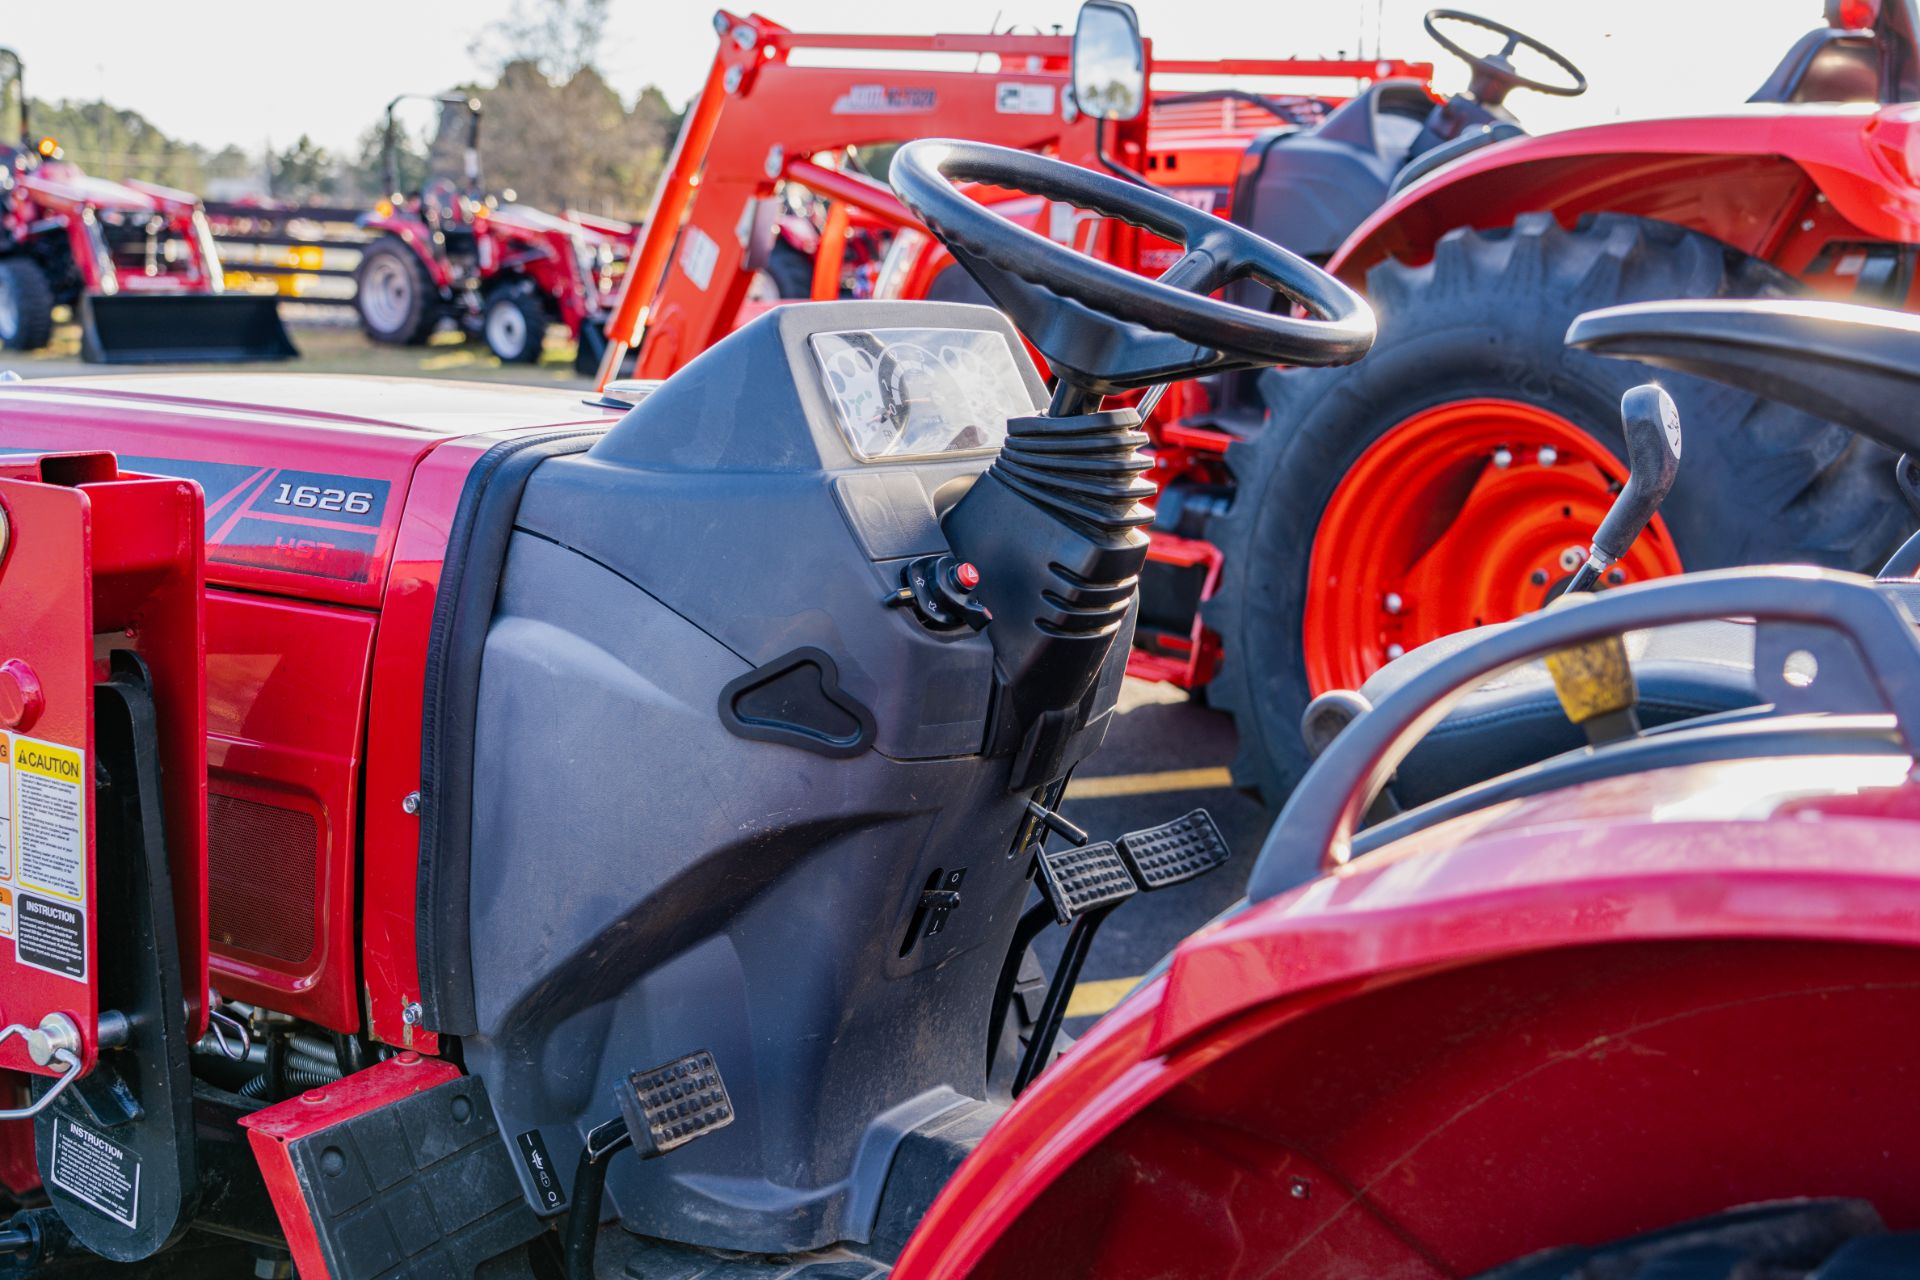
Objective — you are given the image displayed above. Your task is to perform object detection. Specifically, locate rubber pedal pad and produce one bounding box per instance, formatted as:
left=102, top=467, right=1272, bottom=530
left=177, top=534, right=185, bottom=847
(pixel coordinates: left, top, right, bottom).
left=1035, top=840, right=1137, bottom=925
left=616, top=1050, right=737, bottom=1159
left=1118, top=809, right=1231, bottom=890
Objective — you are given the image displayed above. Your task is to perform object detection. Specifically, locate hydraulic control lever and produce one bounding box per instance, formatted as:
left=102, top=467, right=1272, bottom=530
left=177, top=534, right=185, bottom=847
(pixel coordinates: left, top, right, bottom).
left=1565, top=384, right=1682, bottom=595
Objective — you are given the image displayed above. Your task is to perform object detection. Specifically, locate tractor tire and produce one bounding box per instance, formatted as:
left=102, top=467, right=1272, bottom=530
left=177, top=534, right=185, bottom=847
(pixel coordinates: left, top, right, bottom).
left=0, top=256, right=56, bottom=352
left=354, top=236, right=438, bottom=346
left=1205, top=212, right=1906, bottom=807
left=481, top=287, right=547, bottom=363
left=1474, top=1199, right=1920, bottom=1278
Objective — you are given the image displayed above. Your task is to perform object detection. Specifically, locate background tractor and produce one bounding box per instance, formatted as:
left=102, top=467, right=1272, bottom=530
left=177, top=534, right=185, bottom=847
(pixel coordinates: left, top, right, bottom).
left=1204, top=0, right=1920, bottom=803
left=0, top=48, right=294, bottom=363
left=354, top=93, right=637, bottom=367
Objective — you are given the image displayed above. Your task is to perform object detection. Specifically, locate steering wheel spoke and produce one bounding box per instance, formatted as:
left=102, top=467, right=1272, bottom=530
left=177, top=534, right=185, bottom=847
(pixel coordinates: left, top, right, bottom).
left=888, top=139, right=1374, bottom=399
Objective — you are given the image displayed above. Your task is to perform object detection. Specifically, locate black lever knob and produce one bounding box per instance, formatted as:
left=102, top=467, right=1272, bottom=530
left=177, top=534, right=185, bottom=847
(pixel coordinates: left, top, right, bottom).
left=886, top=553, right=990, bottom=631
left=1568, top=384, right=1681, bottom=594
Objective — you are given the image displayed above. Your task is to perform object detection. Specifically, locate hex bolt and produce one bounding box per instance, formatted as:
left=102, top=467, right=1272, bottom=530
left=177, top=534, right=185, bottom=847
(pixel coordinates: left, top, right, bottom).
left=402, top=1002, right=424, bottom=1026
left=712, top=12, right=731, bottom=34
left=1289, top=1177, right=1311, bottom=1200
left=1536, top=446, right=1558, bottom=466
left=724, top=65, right=744, bottom=93
left=402, top=791, right=421, bottom=816
left=1383, top=592, right=1404, bottom=615
left=1492, top=447, right=1513, bottom=469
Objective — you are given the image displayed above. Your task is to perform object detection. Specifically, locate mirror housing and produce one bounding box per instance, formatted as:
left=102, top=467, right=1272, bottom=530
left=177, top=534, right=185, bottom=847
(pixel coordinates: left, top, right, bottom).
left=1072, top=0, right=1147, bottom=122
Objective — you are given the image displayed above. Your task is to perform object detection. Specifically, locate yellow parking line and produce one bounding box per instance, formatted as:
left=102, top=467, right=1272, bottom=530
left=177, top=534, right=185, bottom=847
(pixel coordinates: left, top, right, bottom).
left=1065, top=766, right=1233, bottom=800
left=419, top=349, right=480, bottom=371
left=1067, top=975, right=1144, bottom=1018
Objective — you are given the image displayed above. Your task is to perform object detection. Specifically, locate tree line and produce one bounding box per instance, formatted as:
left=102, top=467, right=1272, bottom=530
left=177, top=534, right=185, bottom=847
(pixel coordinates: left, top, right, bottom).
left=23, top=0, right=682, bottom=221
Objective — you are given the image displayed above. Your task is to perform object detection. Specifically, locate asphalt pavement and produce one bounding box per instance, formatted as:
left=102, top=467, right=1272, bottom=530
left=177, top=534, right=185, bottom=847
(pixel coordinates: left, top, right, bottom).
left=1035, top=678, right=1274, bottom=1036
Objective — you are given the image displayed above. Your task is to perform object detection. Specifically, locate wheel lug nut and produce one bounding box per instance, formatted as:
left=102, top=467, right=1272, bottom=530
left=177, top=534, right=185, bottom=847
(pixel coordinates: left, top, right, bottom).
left=1607, top=568, right=1626, bottom=585
left=1383, top=592, right=1404, bottom=615
left=1492, top=448, right=1513, bottom=469
left=1559, top=546, right=1584, bottom=572
left=1385, top=643, right=1405, bottom=660
left=1529, top=569, right=1548, bottom=587
left=1536, top=446, right=1557, bottom=466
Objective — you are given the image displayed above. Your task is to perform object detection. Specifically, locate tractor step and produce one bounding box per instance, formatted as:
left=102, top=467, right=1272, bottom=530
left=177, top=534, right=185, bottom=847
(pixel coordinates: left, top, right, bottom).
left=1118, top=808, right=1231, bottom=890
left=1034, top=841, right=1137, bottom=925
left=240, top=1056, right=544, bottom=1280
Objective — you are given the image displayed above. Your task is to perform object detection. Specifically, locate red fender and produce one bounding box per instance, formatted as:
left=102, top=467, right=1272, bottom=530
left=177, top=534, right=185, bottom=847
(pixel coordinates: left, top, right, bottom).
left=1328, top=104, right=1920, bottom=291
left=895, top=756, right=1920, bottom=1279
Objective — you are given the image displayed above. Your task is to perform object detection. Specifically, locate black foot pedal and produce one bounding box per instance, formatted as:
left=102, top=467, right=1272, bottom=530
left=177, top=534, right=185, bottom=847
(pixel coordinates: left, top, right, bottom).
left=615, top=1050, right=736, bottom=1158
left=1117, top=809, right=1230, bottom=891
left=1034, top=841, right=1137, bottom=926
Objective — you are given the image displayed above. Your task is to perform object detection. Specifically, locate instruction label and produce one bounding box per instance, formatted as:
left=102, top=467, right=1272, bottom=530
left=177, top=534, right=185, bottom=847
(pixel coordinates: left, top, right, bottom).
left=0, top=886, right=12, bottom=936
left=9, top=733, right=84, bottom=902
left=49, top=1117, right=141, bottom=1229
left=17, top=894, right=84, bottom=981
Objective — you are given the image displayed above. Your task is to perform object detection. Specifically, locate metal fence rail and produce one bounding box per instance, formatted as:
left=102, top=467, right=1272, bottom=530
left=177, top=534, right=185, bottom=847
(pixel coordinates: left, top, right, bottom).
left=204, top=202, right=370, bottom=305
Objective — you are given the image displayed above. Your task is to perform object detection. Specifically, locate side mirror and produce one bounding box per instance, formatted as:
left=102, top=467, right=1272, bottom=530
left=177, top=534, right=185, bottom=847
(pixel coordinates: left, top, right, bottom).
left=1072, top=0, right=1146, bottom=122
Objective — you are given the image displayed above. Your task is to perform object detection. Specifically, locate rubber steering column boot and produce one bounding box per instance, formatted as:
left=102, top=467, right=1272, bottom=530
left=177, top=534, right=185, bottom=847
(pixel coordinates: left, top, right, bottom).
left=942, top=407, right=1155, bottom=786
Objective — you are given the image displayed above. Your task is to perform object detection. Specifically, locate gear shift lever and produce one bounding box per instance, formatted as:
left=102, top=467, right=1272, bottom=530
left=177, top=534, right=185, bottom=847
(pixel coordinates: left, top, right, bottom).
left=1566, top=384, right=1682, bottom=594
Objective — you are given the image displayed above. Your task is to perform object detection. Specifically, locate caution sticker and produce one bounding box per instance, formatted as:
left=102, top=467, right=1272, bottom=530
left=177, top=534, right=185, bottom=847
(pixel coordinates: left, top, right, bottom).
left=0, top=886, right=12, bottom=937
left=9, top=733, right=85, bottom=903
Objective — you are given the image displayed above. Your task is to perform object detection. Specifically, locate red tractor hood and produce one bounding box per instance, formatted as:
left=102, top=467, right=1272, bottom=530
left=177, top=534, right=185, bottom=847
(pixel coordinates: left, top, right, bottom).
left=0, top=374, right=622, bottom=608
left=20, top=164, right=193, bottom=217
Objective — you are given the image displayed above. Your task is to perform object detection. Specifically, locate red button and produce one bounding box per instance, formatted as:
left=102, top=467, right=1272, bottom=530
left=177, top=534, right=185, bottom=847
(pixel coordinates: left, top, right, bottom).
left=0, top=659, right=43, bottom=732
left=954, top=562, right=980, bottom=590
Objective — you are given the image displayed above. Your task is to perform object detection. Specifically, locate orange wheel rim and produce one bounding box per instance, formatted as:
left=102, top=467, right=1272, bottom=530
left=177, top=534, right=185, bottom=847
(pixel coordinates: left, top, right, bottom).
left=1301, top=398, right=1686, bottom=694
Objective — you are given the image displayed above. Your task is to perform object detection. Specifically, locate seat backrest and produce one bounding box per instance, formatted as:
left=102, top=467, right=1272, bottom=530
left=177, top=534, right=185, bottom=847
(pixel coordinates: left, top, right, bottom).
left=1567, top=298, right=1920, bottom=457
left=1750, top=28, right=1882, bottom=103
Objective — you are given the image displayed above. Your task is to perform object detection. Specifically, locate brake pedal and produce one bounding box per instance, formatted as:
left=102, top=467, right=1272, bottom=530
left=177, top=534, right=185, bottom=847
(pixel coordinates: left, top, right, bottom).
left=1034, top=840, right=1137, bottom=926
left=1117, top=808, right=1230, bottom=891
left=615, top=1049, right=736, bottom=1158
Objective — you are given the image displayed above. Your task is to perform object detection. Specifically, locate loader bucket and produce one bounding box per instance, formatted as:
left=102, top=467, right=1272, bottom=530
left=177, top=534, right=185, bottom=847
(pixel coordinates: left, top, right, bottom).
left=80, top=293, right=299, bottom=364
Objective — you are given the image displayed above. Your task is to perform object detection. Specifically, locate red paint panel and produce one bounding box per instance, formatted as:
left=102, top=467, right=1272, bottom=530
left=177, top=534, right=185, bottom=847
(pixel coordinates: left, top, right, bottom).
left=204, top=590, right=375, bottom=1031
left=360, top=435, right=506, bottom=1054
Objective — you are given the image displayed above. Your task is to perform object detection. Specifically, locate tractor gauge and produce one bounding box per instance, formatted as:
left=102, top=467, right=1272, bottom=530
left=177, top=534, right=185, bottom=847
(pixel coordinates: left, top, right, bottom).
left=811, top=327, right=1033, bottom=462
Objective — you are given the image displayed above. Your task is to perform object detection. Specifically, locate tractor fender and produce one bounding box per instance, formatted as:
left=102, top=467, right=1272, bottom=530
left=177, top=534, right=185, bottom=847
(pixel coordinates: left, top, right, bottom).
left=892, top=755, right=1920, bottom=1279
left=1328, top=104, right=1920, bottom=286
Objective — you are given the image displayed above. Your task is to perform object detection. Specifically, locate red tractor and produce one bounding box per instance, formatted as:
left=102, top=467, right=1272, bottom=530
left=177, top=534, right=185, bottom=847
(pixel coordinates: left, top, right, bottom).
left=354, top=94, right=637, bottom=368
left=0, top=49, right=295, bottom=364
left=1, top=116, right=1919, bottom=1278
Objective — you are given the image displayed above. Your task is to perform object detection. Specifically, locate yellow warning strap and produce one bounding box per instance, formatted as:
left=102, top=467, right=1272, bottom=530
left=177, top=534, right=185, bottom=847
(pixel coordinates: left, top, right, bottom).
left=1064, top=766, right=1233, bottom=800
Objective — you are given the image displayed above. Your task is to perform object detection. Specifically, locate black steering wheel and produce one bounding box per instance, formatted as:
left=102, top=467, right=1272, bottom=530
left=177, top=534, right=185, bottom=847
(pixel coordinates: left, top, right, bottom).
left=888, top=139, right=1374, bottom=405
left=1424, top=10, right=1587, bottom=107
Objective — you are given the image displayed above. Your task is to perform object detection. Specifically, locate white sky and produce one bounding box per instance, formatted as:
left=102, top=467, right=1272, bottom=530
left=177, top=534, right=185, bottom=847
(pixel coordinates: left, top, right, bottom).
left=5, top=1, right=1843, bottom=155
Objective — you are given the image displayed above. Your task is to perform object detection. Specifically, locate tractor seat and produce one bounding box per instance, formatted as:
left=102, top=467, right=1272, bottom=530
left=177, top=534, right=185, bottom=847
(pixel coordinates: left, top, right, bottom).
left=1355, top=618, right=1761, bottom=808
left=1749, top=28, right=1881, bottom=104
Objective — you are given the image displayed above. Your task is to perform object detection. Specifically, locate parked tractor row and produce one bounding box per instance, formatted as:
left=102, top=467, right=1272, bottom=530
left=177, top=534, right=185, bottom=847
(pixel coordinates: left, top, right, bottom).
left=2, top=3, right=1920, bottom=1278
